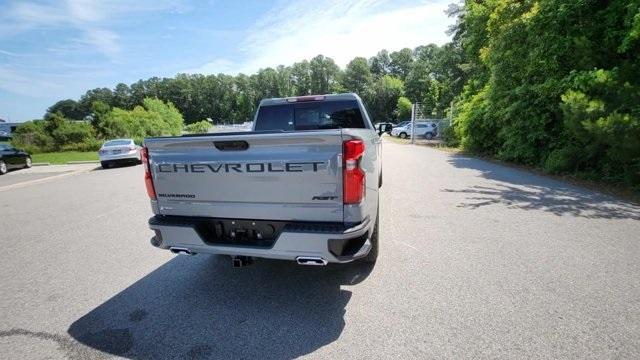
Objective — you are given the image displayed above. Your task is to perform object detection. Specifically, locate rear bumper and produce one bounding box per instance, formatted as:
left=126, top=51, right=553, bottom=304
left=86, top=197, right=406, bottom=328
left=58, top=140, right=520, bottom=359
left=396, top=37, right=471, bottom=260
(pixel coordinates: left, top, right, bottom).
left=99, top=152, right=140, bottom=162
left=148, top=215, right=373, bottom=263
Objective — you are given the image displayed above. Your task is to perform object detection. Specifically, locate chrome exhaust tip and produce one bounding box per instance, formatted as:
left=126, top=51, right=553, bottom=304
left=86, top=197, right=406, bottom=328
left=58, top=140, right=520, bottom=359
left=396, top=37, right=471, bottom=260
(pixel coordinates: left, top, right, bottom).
left=296, top=256, right=328, bottom=266
left=169, top=247, right=194, bottom=255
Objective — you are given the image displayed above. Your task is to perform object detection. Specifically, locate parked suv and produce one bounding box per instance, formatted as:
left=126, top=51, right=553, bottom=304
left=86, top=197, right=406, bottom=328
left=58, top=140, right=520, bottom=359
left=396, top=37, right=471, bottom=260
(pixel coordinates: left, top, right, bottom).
left=390, top=121, right=438, bottom=139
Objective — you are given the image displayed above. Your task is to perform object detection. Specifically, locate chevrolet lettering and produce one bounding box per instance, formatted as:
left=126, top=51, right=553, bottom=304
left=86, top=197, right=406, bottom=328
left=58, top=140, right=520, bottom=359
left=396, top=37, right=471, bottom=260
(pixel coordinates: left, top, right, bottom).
left=157, top=161, right=326, bottom=173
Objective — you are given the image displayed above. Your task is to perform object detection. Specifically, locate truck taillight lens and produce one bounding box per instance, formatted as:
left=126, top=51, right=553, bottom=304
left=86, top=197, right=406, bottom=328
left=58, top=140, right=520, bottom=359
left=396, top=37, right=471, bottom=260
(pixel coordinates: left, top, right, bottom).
left=141, top=147, right=156, bottom=200
left=343, top=139, right=365, bottom=204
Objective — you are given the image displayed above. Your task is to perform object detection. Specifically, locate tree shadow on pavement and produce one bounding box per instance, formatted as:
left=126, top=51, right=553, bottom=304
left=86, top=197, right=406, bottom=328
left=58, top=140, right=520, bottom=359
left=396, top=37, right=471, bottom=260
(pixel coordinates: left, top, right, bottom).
left=443, top=156, right=640, bottom=220
left=68, top=255, right=373, bottom=359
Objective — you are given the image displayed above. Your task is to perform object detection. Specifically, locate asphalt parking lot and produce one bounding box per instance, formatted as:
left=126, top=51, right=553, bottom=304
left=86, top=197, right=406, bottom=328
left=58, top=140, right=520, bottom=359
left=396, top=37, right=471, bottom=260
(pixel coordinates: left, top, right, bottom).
left=1, top=139, right=639, bottom=359
left=0, top=164, right=97, bottom=190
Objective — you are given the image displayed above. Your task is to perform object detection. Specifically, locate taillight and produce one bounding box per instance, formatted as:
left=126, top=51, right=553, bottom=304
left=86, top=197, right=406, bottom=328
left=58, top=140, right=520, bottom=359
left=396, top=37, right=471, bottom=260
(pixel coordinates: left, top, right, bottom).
left=141, top=147, right=156, bottom=200
left=343, top=139, right=365, bottom=204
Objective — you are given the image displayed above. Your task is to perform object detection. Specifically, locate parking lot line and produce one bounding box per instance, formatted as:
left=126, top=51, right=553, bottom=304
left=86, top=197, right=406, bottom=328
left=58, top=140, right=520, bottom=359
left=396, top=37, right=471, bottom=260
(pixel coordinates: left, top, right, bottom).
left=0, top=167, right=94, bottom=192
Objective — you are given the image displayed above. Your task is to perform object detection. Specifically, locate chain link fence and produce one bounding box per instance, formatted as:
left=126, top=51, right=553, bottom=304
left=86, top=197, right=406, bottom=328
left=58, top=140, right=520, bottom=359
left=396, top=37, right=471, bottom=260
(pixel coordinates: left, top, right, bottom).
left=407, top=102, right=450, bottom=144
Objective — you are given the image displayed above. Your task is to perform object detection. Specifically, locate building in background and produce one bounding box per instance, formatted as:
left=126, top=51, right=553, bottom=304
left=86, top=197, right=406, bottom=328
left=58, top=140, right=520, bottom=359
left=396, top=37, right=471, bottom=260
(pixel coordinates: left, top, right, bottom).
left=0, top=118, right=20, bottom=140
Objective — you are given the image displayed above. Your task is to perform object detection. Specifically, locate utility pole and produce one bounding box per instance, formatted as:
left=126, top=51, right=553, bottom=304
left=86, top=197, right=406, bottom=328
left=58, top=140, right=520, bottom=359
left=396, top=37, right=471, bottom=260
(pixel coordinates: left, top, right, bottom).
left=450, top=101, right=454, bottom=120
left=411, top=103, right=416, bottom=145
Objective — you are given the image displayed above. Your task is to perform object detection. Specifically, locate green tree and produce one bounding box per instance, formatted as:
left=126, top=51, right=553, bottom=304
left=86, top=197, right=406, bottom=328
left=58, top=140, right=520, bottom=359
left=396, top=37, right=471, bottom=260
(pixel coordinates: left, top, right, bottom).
left=78, top=88, right=114, bottom=117
left=342, top=57, right=373, bottom=96
left=369, top=50, right=391, bottom=77
left=113, top=83, right=133, bottom=109
left=451, top=0, right=640, bottom=187
left=142, top=97, right=184, bottom=136
left=366, top=75, right=405, bottom=122
left=389, top=48, right=414, bottom=80
left=395, top=96, right=412, bottom=121
left=45, top=45, right=466, bottom=139
left=291, top=60, right=312, bottom=95
left=90, top=100, right=111, bottom=137
left=309, top=55, right=341, bottom=94
left=46, top=99, right=84, bottom=120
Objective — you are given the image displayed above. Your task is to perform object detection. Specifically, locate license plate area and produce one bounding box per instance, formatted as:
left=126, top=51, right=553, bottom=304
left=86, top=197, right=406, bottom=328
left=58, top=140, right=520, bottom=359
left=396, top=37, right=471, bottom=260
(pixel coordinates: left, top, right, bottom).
left=194, top=219, right=286, bottom=248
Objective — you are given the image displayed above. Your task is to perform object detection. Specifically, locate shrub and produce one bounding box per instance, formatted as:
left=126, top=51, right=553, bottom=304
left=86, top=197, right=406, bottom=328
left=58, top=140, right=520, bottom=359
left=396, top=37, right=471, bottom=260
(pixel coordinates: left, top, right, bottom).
left=11, top=121, right=55, bottom=153
left=185, top=120, right=211, bottom=134
left=142, top=98, right=184, bottom=136
left=51, top=122, right=96, bottom=147
left=58, top=138, right=102, bottom=152
left=543, top=147, right=580, bottom=174
left=441, top=123, right=460, bottom=147
left=395, top=96, right=412, bottom=121
left=456, top=86, right=499, bottom=154
left=97, top=98, right=185, bottom=140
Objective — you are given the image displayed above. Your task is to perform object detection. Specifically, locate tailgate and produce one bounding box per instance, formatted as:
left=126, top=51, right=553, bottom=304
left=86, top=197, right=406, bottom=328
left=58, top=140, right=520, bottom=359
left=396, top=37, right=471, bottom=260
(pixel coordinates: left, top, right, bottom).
left=145, top=131, right=344, bottom=222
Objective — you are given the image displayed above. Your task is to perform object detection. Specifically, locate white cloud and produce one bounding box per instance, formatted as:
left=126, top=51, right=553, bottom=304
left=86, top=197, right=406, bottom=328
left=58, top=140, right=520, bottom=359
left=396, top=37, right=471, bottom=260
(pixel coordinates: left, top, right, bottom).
left=80, top=28, right=121, bottom=58
left=0, top=65, right=66, bottom=97
left=0, top=49, right=20, bottom=57
left=0, top=0, right=186, bottom=59
left=66, top=0, right=107, bottom=22
left=189, top=0, right=454, bottom=75
left=186, top=58, right=236, bottom=75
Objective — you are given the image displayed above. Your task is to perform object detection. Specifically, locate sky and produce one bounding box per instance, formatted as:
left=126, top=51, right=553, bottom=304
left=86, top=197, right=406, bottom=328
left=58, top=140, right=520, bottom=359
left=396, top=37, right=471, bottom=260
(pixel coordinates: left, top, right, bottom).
left=0, top=0, right=455, bottom=122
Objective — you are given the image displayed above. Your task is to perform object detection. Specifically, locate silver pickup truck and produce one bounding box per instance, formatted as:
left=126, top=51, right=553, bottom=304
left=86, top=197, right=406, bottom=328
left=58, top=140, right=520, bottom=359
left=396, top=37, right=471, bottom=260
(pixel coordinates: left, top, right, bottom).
left=143, top=93, right=384, bottom=267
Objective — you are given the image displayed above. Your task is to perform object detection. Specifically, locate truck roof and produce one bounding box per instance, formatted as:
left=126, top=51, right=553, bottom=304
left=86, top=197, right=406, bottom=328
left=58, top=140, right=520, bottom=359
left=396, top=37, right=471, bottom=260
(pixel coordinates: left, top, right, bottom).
left=259, top=93, right=362, bottom=107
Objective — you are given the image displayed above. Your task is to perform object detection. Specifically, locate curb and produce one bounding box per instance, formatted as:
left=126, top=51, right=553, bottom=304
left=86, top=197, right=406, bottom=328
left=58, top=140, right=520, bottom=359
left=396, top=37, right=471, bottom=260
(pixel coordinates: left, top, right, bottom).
left=33, top=163, right=51, bottom=166
left=66, top=160, right=100, bottom=164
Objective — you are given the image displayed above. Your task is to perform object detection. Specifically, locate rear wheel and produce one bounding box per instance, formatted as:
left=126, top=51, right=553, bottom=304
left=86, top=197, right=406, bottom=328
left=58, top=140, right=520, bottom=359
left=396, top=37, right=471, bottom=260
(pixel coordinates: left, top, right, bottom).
left=363, top=204, right=379, bottom=263
left=0, top=160, right=7, bottom=175
left=424, top=132, right=434, bottom=140
left=399, top=132, right=408, bottom=139
left=24, top=156, right=32, bottom=168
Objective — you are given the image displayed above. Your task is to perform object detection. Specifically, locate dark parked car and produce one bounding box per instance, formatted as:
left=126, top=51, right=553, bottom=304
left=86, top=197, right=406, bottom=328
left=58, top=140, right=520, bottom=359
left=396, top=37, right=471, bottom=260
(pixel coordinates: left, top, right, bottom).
left=374, top=122, right=393, bottom=134
left=0, top=144, right=32, bottom=175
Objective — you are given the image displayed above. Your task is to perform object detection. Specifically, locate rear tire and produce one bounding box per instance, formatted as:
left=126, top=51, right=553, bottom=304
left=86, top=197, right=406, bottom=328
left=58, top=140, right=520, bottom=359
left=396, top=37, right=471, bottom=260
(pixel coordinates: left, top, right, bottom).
left=424, top=132, right=434, bottom=140
left=0, top=160, right=7, bottom=175
left=24, top=156, right=32, bottom=168
left=101, top=161, right=110, bottom=169
left=363, top=204, right=379, bottom=263
left=399, top=132, right=408, bottom=139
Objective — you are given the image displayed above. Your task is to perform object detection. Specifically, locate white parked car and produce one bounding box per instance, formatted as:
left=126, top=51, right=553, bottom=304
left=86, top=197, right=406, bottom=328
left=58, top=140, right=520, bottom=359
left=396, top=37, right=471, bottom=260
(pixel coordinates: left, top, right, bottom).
left=390, top=121, right=438, bottom=140
left=98, top=139, right=142, bottom=169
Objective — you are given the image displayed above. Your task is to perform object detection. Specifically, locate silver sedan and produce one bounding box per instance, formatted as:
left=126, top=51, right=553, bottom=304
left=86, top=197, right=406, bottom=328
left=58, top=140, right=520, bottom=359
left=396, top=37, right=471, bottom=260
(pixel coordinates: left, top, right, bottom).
left=98, top=139, right=142, bottom=169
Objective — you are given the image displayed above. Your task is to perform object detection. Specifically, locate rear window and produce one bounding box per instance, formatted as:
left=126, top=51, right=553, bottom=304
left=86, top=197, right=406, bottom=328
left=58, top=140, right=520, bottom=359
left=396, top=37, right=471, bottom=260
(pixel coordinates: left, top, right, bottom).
left=104, top=140, right=131, bottom=146
left=254, top=100, right=366, bottom=131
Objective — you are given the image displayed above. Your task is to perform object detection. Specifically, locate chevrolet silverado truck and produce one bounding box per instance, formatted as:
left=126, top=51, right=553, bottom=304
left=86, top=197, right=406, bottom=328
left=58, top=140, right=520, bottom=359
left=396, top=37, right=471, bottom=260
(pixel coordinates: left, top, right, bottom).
left=143, top=93, right=383, bottom=266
